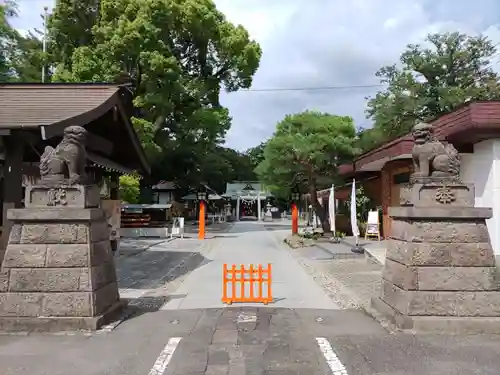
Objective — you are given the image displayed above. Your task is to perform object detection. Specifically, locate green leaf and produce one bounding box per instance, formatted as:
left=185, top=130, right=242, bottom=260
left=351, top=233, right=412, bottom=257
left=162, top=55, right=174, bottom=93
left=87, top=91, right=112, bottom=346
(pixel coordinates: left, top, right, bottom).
left=366, top=32, right=500, bottom=142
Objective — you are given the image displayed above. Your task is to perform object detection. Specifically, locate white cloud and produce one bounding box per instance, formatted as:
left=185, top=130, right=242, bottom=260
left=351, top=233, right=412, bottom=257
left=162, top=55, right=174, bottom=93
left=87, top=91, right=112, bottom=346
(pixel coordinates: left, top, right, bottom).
left=9, top=0, right=51, bottom=32
left=10, top=0, right=500, bottom=151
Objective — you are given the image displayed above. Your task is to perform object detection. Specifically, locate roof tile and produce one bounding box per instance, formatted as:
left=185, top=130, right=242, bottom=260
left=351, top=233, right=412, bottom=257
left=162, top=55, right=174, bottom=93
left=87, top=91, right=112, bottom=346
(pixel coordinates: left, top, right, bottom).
left=0, top=84, right=119, bottom=129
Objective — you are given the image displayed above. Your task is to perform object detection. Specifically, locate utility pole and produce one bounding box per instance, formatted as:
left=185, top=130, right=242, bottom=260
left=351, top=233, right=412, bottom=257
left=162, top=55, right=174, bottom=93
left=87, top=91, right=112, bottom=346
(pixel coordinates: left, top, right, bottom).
left=41, top=6, right=49, bottom=83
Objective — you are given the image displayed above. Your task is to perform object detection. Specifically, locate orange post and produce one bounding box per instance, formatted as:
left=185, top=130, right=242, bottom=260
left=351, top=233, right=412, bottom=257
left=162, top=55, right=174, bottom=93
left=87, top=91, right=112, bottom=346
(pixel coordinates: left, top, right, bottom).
left=222, top=263, right=272, bottom=305
left=291, top=203, right=298, bottom=234
left=198, top=200, right=205, bottom=239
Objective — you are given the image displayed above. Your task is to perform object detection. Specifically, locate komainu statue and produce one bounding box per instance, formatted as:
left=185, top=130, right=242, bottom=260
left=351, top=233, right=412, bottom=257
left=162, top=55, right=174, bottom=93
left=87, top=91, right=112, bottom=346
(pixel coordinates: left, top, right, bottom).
left=39, top=125, right=88, bottom=184
left=412, top=122, right=460, bottom=181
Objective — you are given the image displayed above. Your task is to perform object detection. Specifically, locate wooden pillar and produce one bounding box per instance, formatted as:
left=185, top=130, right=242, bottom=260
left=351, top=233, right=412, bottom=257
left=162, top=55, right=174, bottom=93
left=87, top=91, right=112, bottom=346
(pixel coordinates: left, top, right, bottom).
left=110, top=173, right=119, bottom=200
left=1, top=133, right=25, bottom=261
left=380, top=164, right=391, bottom=239
left=108, top=173, right=120, bottom=254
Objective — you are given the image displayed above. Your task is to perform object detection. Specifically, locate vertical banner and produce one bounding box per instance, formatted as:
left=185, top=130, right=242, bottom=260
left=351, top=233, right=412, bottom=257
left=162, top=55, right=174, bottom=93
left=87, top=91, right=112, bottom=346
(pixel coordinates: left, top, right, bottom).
left=328, top=185, right=336, bottom=233
left=350, top=180, right=360, bottom=237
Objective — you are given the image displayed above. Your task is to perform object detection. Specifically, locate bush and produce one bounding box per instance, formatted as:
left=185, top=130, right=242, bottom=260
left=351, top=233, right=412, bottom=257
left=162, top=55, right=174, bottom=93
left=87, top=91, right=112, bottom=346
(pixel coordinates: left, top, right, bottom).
left=119, top=175, right=140, bottom=203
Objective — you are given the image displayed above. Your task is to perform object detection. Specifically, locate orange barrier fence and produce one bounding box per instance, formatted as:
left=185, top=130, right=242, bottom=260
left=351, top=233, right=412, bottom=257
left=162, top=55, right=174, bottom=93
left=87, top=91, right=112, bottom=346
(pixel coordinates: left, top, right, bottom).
left=222, top=263, right=272, bottom=305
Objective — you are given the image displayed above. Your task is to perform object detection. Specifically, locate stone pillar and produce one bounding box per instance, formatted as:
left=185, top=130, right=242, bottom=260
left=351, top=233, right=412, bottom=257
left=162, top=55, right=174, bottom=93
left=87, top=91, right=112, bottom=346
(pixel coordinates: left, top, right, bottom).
left=257, top=192, right=261, bottom=221
left=371, top=181, right=500, bottom=333
left=236, top=196, right=240, bottom=221
left=0, top=183, right=126, bottom=332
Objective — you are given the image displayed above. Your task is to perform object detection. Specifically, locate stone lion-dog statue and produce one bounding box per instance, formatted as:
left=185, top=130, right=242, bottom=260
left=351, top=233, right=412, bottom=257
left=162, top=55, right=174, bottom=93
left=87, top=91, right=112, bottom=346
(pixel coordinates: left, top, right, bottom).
left=412, top=122, right=460, bottom=180
left=39, top=125, right=88, bottom=184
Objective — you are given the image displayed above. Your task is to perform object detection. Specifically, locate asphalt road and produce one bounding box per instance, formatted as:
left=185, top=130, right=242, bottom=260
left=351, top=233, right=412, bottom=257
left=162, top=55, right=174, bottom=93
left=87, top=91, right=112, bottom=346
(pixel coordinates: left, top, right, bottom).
left=1, top=222, right=500, bottom=374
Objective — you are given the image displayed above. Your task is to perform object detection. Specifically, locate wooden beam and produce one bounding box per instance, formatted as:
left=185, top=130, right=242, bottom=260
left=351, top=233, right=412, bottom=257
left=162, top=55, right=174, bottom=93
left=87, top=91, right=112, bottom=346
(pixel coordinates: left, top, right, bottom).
left=86, top=132, right=114, bottom=155
left=18, top=130, right=39, bottom=145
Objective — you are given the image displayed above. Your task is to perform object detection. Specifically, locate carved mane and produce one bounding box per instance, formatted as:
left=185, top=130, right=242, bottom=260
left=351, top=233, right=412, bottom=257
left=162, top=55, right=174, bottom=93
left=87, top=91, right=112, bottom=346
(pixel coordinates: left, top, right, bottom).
left=39, top=145, right=54, bottom=177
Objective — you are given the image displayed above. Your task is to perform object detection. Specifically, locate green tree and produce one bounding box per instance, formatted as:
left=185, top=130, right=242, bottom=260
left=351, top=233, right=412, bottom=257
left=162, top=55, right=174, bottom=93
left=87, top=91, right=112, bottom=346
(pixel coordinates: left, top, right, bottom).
left=245, top=141, right=267, bottom=170
left=10, top=29, right=47, bottom=82
left=367, top=32, right=500, bottom=139
left=256, top=111, right=357, bottom=233
left=48, top=0, right=262, bottom=187
left=48, top=0, right=99, bottom=71
left=0, top=0, right=19, bottom=82
left=354, top=127, right=387, bottom=154
left=119, top=175, right=140, bottom=203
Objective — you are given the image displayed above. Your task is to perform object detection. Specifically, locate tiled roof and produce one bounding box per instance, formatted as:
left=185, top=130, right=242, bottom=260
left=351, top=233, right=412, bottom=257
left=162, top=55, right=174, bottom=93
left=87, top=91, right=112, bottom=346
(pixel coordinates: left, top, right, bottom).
left=0, top=83, right=119, bottom=129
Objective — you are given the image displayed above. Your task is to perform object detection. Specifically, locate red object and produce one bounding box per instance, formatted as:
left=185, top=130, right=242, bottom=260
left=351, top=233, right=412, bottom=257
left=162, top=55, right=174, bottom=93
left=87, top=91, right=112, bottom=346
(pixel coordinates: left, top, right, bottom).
left=198, top=200, right=205, bottom=239
left=222, top=263, right=272, bottom=305
left=291, top=203, right=298, bottom=234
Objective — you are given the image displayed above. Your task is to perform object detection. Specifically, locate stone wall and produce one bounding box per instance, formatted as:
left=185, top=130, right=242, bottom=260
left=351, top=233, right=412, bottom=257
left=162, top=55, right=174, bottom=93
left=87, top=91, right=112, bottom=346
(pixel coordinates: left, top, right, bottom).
left=0, top=184, right=125, bottom=332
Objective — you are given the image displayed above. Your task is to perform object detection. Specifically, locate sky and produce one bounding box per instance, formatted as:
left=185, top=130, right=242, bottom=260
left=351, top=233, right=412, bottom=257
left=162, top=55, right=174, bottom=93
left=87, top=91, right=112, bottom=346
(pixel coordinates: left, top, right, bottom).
left=9, top=0, right=500, bottom=151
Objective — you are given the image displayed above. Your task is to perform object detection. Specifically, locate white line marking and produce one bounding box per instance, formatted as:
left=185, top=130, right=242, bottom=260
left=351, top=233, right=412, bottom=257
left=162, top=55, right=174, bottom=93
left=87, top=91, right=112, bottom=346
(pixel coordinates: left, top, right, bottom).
left=316, top=337, right=349, bottom=375
left=237, top=312, right=257, bottom=323
left=148, top=337, right=182, bottom=375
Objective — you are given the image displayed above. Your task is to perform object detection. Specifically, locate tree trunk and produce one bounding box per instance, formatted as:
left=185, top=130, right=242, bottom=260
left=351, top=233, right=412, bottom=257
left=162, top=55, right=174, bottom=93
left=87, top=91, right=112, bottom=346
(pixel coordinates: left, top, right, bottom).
left=308, top=181, right=331, bottom=235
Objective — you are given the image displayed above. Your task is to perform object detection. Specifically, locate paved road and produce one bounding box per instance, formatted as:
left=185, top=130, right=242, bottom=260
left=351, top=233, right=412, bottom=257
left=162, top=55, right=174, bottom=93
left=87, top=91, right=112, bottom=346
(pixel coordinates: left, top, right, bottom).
left=162, top=221, right=337, bottom=310
left=1, top=221, right=500, bottom=375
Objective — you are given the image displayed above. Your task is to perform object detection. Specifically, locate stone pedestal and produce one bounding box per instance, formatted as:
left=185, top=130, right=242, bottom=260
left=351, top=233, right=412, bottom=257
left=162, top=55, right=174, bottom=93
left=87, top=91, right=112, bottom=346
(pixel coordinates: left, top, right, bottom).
left=372, top=182, right=500, bottom=333
left=0, top=183, right=126, bottom=332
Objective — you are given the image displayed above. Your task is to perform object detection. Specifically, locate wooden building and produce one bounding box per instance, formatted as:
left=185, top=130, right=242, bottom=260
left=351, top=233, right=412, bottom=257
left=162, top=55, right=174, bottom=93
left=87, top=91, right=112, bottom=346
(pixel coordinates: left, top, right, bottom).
left=0, top=83, right=150, bottom=258
left=318, top=101, right=500, bottom=248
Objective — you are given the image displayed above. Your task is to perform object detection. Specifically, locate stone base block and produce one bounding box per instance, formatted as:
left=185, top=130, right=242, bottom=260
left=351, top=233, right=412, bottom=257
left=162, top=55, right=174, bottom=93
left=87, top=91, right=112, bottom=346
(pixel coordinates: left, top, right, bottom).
left=25, top=184, right=101, bottom=208
left=380, top=280, right=500, bottom=316
left=371, top=297, right=500, bottom=334
left=399, top=182, right=475, bottom=207
left=0, top=299, right=127, bottom=333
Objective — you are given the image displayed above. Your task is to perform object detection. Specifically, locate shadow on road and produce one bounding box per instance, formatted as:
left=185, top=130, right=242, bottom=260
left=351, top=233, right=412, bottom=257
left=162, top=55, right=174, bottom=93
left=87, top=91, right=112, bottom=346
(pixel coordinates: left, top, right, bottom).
left=116, top=250, right=210, bottom=290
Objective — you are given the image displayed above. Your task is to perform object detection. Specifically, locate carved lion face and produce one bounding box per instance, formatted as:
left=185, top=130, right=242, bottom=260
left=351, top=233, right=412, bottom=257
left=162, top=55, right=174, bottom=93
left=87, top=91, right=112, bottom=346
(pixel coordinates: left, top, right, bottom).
left=412, top=122, right=433, bottom=145
left=63, top=125, right=87, bottom=145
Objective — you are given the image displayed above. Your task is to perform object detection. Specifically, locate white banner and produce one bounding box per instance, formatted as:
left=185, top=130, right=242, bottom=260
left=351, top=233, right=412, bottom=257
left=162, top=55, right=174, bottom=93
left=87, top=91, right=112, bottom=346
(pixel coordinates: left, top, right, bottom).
left=350, top=180, right=360, bottom=237
left=328, top=185, right=336, bottom=233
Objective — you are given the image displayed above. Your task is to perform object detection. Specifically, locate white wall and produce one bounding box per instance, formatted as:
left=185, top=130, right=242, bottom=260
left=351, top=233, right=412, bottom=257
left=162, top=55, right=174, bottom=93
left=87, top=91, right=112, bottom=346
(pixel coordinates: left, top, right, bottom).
left=460, top=139, right=500, bottom=255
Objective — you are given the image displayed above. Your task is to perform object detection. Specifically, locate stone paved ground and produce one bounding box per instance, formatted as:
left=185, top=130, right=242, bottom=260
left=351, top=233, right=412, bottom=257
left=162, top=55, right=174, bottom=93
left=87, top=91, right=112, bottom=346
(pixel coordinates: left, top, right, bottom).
left=2, top=220, right=500, bottom=374
left=2, top=306, right=500, bottom=375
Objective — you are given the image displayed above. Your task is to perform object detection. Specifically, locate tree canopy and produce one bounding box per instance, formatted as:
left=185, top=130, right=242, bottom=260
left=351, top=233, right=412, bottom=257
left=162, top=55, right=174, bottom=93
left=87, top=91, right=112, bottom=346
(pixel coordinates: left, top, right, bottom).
left=245, top=141, right=267, bottom=171
left=256, top=111, right=357, bottom=232
left=0, top=1, right=45, bottom=82
left=364, top=32, right=500, bottom=148
left=0, top=0, right=17, bottom=82
left=47, top=0, right=262, bottom=184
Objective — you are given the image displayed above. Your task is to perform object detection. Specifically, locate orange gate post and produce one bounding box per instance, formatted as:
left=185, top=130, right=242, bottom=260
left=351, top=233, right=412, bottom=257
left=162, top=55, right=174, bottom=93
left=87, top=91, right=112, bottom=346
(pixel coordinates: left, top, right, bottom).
left=198, top=200, right=205, bottom=239
left=291, top=203, right=298, bottom=234
left=222, top=263, right=272, bottom=305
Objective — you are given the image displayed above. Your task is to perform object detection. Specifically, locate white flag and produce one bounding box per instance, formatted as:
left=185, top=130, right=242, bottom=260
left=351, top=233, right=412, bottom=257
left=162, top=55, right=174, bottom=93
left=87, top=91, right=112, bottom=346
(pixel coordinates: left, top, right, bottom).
left=350, top=179, right=360, bottom=237
left=316, top=195, right=323, bottom=227
left=328, top=185, right=336, bottom=233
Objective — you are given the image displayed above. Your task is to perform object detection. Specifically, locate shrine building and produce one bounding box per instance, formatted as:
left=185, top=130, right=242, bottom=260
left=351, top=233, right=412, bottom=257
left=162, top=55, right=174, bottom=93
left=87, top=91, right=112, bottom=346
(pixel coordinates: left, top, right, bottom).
left=223, top=181, right=271, bottom=221
left=317, top=100, right=500, bottom=255
left=0, top=83, right=150, bottom=261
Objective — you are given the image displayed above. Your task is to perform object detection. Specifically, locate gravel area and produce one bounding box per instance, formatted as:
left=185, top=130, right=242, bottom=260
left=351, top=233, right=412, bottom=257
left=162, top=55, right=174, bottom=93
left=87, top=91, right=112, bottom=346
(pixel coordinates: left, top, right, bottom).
left=270, top=230, right=384, bottom=310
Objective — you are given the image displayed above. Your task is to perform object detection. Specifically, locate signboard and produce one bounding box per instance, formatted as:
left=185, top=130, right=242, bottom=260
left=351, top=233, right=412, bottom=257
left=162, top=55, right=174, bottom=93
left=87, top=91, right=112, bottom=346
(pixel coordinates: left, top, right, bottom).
left=366, top=223, right=379, bottom=234
left=101, top=200, right=121, bottom=240
left=364, top=210, right=380, bottom=241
